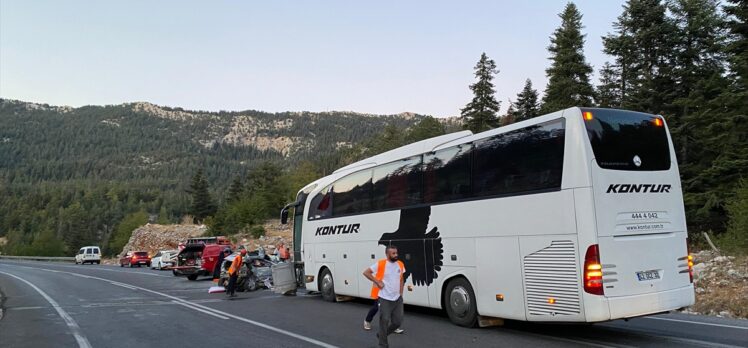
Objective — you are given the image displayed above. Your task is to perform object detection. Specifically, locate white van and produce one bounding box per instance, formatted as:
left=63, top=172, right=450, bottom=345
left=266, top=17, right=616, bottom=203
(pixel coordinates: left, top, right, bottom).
left=75, top=246, right=101, bottom=264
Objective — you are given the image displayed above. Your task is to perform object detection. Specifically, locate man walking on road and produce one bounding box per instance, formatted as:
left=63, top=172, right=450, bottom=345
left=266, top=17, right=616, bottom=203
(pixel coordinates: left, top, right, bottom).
left=226, top=248, right=245, bottom=298
left=363, top=245, right=405, bottom=348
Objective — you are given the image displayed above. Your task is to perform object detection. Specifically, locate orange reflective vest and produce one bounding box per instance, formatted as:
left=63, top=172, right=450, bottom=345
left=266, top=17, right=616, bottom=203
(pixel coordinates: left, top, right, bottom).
left=228, top=255, right=242, bottom=275
left=370, top=259, right=405, bottom=299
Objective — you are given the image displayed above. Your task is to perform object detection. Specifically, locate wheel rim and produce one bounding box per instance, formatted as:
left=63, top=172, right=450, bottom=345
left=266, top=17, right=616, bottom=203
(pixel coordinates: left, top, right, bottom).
left=322, top=273, right=333, bottom=295
left=449, top=286, right=471, bottom=318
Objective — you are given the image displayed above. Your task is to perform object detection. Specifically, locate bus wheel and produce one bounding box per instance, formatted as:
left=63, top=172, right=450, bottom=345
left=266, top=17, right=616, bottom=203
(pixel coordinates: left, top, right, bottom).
left=319, top=268, right=336, bottom=302
left=444, top=278, right=478, bottom=327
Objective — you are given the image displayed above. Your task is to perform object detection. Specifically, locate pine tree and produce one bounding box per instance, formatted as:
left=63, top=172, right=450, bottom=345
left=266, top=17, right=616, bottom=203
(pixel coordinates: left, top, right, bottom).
left=596, top=62, right=622, bottom=108
left=724, top=0, right=747, bottom=88
left=500, top=101, right=517, bottom=126
left=157, top=205, right=169, bottom=224
left=603, top=0, right=677, bottom=115
left=541, top=2, right=595, bottom=114
left=681, top=0, right=748, bottom=232
left=188, top=169, right=216, bottom=224
left=226, top=176, right=244, bottom=203
left=461, top=53, right=501, bottom=133
left=514, top=79, right=540, bottom=121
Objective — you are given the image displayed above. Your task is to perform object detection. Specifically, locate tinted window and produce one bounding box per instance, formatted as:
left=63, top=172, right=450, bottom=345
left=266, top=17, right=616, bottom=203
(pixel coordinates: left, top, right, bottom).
left=372, top=156, right=422, bottom=210
left=86, top=248, right=93, bottom=254
left=135, top=252, right=148, bottom=257
left=424, top=144, right=472, bottom=203
left=332, top=170, right=373, bottom=216
left=473, top=120, right=565, bottom=196
left=583, top=108, right=671, bottom=171
left=308, top=185, right=332, bottom=220
left=79, top=249, right=85, bottom=255
left=93, top=248, right=100, bottom=254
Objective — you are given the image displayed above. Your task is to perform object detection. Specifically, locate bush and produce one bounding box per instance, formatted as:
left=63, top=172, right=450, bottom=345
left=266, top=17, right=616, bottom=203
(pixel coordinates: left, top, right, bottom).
left=249, top=225, right=266, bottom=239
left=720, top=179, right=748, bottom=255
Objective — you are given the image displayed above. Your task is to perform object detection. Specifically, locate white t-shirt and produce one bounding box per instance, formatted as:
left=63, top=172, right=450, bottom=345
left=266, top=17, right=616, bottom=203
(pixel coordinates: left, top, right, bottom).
left=369, top=260, right=404, bottom=301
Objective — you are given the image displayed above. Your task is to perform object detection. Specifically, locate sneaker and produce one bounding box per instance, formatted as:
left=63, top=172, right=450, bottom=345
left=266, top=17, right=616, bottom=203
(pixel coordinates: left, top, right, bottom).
left=394, top=328, right=404, bottom=334
left=363, top=321, right=372, bottom=330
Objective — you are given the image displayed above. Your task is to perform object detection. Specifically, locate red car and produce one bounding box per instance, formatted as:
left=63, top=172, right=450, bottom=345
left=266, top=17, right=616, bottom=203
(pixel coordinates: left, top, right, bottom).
left=120, top=251, right=151, bottom=268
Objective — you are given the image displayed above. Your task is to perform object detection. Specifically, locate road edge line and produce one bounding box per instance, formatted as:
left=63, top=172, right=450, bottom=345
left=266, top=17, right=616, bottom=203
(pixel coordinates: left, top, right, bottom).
left=643, top=316, right=748, bottom=330
left=0, top=270, right=92, bottom=348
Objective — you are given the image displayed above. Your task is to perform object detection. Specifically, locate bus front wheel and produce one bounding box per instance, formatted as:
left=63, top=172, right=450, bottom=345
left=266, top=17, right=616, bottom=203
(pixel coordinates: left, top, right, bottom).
left=319, top=268, right=336, bottom=302
left=444, top=277, right=478, bottom=327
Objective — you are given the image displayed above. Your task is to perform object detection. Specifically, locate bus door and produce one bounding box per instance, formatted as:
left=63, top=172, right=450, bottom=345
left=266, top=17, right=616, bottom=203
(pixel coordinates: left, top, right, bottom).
left=583, top=108, right=691, bottom=298
left=282, top=190, right=310, bottom=285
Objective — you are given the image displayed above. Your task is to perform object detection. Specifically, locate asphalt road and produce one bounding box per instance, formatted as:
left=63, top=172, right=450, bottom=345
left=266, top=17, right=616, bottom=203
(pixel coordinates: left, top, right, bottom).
left=0, top=260, right=746, bottom=348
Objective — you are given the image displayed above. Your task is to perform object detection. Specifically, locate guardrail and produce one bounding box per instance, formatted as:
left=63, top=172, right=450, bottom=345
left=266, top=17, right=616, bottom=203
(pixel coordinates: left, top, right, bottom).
left=0, top=255, right=75, bottom=262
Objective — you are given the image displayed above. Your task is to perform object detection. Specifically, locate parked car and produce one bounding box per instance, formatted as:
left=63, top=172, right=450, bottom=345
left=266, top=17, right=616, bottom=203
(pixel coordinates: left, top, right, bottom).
left=151, top=250, right=178, bottom=270
left=120, top=251, right=151, bottom=268
left=172, top=243, right=226, bottom=280
left=75, top=246, right=101, bottom=265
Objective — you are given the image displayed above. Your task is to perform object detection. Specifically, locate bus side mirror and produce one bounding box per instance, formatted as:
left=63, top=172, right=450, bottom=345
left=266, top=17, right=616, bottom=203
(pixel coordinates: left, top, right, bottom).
left=280, top=207, right=289, bottom=225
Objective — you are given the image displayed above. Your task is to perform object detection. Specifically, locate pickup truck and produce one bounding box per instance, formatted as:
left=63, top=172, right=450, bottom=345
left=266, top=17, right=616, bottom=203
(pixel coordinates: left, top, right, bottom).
left=172, top=243, right=227, bottom=280
left=120, top=251, right=151, bottom=268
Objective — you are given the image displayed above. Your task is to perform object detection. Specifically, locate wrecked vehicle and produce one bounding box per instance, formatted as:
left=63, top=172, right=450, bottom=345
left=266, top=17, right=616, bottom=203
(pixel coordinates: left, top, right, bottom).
left=172, top=243, right=225, bottom=280
left=218, top=253, right=277, bottom=291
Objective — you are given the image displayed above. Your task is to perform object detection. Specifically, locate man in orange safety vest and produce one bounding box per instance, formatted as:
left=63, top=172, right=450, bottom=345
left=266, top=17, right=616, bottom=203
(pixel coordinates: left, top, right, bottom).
left=363, top=245, right=405, bottom=348
left=226, top=248, right=246, bottom=298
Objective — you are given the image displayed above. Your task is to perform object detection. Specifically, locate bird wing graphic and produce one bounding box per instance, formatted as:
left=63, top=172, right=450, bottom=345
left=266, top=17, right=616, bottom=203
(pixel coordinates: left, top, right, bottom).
left=378, top=206, right=443, bottom=287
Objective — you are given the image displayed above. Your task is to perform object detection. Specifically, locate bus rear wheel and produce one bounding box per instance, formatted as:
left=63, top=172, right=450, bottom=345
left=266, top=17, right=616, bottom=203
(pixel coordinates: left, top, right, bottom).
left=444, top=277, right=478, bottom=327
left=319, top=268, right=336, bottom=302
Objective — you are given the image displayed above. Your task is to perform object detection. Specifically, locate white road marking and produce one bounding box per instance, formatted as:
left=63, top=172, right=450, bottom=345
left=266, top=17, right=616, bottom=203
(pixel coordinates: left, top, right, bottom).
left=0, top=270, right=93, bottom=348
left=14, top=265, right=338, bottom=348
left=511, top=330, right=620, bottom=348
left=172, top=300, right=228, bottom=319
left=643, top=316, right=748, bottom=330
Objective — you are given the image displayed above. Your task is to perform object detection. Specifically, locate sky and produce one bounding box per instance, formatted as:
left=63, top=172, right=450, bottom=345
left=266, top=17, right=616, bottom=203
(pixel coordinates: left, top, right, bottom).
left=0, top=1, right=625, bottom=117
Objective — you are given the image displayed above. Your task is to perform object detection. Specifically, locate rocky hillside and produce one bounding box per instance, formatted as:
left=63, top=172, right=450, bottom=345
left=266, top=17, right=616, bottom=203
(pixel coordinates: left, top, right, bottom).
left=0, top=98, right=442, bottom=189
left=118, top=224, right=207, bottom=257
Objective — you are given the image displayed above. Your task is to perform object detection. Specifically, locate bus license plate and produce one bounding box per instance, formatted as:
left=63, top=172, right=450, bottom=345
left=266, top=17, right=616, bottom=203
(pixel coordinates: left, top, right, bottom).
left=636, top=270, right=660, bottom=281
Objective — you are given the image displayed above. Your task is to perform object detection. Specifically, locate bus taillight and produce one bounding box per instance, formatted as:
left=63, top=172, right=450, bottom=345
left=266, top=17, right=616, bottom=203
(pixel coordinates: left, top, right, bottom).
left=687, top=245, right=694, bottom=283
left=583, top=244, right=604, bottom=295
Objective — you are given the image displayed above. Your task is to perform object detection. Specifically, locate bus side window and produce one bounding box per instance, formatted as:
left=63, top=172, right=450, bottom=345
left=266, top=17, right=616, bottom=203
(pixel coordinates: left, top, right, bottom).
left=332, top=170, right=373, bottom=216
left=424, top=144, right=472, bottom=203
left=473, top=120, right=564, bottom=197
left=372, top=156, right=422, bottom=210
left=309, top=185, right=333, bottom=220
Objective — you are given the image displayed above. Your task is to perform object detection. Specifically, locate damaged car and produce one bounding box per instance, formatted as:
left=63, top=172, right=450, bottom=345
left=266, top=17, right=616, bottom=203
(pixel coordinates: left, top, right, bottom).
left=218, top=253, right=277, bottom=291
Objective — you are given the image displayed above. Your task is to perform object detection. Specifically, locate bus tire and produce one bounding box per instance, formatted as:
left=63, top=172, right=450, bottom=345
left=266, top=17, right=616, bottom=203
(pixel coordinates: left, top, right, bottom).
left=444, top=277, right=478, bottom=327
left=319, top=268, right=336, bottom=302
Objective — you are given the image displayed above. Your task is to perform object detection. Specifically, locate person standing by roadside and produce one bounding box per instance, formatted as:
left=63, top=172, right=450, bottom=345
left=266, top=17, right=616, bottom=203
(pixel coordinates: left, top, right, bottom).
left=226, top=249, right=246, bottom=298
left=363, top=245, right=405, bottom=348
left=213, top=247, right=230, bottom=284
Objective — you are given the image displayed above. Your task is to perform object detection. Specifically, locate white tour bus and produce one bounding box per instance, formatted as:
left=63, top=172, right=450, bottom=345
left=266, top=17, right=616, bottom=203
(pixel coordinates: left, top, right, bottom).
left=281, top=107, right=694, bottom=327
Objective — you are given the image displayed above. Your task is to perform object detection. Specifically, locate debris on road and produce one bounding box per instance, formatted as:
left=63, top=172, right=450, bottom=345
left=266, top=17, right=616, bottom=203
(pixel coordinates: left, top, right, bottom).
left=208, top=286, right=225, bottom=294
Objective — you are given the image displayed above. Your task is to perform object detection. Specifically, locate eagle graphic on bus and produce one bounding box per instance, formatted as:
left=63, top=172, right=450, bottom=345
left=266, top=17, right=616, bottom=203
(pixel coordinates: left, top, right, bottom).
left=378, top=206, right=443, bottom=286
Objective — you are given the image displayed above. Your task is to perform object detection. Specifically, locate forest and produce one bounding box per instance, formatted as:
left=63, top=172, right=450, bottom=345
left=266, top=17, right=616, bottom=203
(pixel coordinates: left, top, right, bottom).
left=1, top=0, right=745, bottom=256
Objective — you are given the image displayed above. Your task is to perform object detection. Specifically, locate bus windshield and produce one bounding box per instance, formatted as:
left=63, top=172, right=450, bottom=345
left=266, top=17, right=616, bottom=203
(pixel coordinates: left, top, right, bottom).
left=583, top=108, right=671, bottom=171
